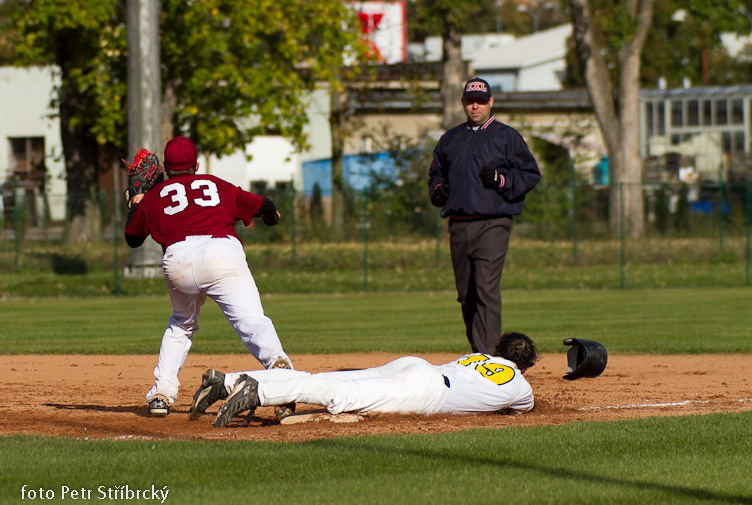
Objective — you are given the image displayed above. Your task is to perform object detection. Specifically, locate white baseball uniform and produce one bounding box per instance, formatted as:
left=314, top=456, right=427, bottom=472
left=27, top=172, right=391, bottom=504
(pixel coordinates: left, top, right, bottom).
left=222, top=353, right=534, bottom=415
left=125, top=173, right=290, bottom=405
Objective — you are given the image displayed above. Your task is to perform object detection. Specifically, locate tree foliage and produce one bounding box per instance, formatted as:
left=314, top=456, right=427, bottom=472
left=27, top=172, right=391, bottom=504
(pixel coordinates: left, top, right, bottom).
left=565, top=0, right=752, bottom=88
left=569, top=0, right=655, bottom=237
left=158, top=0, right=362, bottom=155
left=407, top=0, right=568, bottom=39
left=12, top=0, right=362, bottom=158
left=14, top=0, right=127, bottom=146
left=359, top=129, right=438, bottom=238
left=5, top=0, right=363, bottom=240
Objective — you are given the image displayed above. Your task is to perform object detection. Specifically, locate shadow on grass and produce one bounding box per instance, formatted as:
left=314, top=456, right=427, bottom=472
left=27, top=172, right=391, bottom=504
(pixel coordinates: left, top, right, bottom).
left=315, top=438, right=752, bottom=504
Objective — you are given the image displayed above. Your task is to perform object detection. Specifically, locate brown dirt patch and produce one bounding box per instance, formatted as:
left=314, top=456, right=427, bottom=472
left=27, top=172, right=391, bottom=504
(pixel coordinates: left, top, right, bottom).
left=2, top=353, right=751, bottom=442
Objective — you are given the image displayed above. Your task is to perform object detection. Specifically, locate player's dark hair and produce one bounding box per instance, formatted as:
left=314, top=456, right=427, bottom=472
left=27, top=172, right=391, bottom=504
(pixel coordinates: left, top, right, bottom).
left=495, top=331, right=538, bottom=370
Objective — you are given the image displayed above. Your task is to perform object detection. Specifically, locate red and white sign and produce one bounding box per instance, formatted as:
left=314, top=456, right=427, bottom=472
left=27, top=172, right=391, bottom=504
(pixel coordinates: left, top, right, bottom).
left=351, top=1, right=407, bottom=64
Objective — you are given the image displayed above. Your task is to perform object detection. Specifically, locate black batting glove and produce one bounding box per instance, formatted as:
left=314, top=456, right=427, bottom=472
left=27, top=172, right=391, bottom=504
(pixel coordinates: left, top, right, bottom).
left=430, top=183, right=449, bottom=207
left=256, top=197, right=280, bottom=226
left=479, top=166, right=505, bottom=190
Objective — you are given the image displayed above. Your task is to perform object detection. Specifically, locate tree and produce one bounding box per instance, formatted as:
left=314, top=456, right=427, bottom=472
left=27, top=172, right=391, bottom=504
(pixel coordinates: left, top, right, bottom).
left=329, top=78, right=349, bottom=239
left=569, top=0, right=655, bottom=237
left=14, top=1, right=127, bottom=242
left=0, top=0, right=24, bottom=64
left=10, top=0, right=361, bottom=242
left=359, top=128, right=437, bottom=237
left=409, top=2, right=484, bottom=129
left=567, top=0, right=751, bottom=237
left=641, top=0, right=752, bottom=87
left=407, top=0, right=567, bottom=39
left=564, top=0, right=752, bottom=89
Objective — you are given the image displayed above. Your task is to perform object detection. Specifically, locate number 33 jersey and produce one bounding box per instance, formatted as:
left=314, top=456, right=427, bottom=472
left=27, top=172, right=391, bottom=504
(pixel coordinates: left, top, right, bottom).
left=438, top=353, right=534, bottom=413
left=125, top=174, right=264, bottom=250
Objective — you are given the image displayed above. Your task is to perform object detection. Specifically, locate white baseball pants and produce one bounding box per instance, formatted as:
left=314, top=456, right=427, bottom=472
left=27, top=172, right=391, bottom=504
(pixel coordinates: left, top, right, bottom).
left=146, top=236, right=288, bottom=405
left=225, top=356, right=449, bottom=415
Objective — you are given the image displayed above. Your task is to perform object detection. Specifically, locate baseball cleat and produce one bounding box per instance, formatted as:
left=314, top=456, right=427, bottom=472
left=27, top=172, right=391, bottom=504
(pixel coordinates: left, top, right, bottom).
left=270, top=356, right=296, bottom=420
left=189, top=369, right=228, bottom=420
left=149, top=395, right=170, bottom=417
left=214, top=374, right=260, bottom=428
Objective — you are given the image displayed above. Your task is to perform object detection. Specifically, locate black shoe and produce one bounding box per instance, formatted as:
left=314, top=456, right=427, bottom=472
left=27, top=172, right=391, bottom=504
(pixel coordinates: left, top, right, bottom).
left=189, top=369, right=228, bottom=420
left=149, top=396, right=169, bottom=417
left=214, top=375, right=259, bottom=428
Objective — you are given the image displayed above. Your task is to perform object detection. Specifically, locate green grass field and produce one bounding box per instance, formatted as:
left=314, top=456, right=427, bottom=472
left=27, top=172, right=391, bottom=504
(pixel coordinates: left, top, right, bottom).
left=3, top=413, right=751, bottom=505
left=1, top=288, right=750, bottom=355
left=1, top=287, right=751, bottom=504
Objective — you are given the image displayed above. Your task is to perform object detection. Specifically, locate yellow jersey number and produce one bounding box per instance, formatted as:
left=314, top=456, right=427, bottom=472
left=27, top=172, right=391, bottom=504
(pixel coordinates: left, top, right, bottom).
left=457, top=354, right=516, bottom=385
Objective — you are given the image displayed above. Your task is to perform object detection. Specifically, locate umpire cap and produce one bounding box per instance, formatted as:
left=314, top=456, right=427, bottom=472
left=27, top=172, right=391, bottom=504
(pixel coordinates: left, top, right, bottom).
left=462, top=77, right=492, bottom=100
left=562, top=338, right=608, bottom=380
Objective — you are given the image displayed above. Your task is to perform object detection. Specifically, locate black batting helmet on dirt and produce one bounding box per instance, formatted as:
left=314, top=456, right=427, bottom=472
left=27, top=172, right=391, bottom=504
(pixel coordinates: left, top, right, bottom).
left=562, top=338, right=608, bottom=380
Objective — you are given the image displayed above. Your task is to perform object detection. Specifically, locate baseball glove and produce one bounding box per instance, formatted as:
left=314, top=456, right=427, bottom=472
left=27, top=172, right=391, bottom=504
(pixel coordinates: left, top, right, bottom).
left=122, top=148, right=164, bottom=204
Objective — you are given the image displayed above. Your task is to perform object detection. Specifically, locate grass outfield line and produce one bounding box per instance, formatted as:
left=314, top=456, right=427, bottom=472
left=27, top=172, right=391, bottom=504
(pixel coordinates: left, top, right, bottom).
left=0, top=287, right=750, bottom=355
left=1, top=413, right=751, bottom=504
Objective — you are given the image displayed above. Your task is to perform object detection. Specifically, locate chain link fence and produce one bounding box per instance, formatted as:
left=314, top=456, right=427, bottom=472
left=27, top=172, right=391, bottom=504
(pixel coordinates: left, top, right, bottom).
left=1, top=178, right=750, bottom=294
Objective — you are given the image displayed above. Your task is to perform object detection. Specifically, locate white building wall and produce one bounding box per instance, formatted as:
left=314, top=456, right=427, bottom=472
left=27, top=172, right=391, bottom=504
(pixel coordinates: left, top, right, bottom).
left=202, top=136, right=299, bottom=190
left=1, top=65, right=329, bottom=214
left=201, top=87, right=331, bottom=192
left=516, top=59, right=566, bottom=91
left=0, top=66, right=66, bottom=221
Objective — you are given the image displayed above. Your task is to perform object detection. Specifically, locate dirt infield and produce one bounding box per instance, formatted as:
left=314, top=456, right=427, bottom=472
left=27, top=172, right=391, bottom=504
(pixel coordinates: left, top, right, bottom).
left=2, top=353, right=751, bottom=442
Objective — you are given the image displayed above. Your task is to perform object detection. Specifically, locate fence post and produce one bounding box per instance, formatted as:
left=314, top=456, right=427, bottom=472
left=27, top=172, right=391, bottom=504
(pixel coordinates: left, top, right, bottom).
left=12, top=179, right=19, bottom=271
left=718, top=162, right=726, bottom=255
left=362, top=188, right=369, bottom=292
left=290, top=182, right=296, bottom=269
left=113, top=190, right=121, bottom=296
left=571, top=164, right=578, bottom=266
left=746, top=178, right=750, bottom=286
left=619, top=182, right=625, bottom=289
left=435, top=207, right=441, bottom=263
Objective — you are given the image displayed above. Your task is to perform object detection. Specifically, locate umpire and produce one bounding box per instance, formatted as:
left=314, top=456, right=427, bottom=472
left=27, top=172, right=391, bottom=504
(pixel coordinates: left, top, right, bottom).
left=427, top=77, right=541, bottom=354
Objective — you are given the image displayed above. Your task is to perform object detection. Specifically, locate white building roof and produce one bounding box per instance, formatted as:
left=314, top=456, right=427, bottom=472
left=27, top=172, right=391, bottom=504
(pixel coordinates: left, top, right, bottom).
left=472, top=24, right=572, bottom=71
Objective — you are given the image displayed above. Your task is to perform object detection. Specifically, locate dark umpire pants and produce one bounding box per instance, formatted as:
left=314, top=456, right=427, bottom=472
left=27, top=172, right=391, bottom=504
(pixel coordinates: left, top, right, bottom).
left=448, top=216, right=513, bottom=354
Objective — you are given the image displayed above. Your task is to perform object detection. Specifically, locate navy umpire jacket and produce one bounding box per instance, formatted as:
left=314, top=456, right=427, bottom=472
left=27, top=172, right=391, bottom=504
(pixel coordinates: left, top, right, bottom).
left=428, top=117, right=541, bottom=219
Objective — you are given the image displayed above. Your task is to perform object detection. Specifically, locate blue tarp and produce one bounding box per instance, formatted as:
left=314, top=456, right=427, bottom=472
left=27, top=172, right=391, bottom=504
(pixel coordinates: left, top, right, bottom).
left=593, top=156, right=609, bottom=185
left=690, top=200, right=729, bottom=215
left=302, top=152, right=394, bottom=196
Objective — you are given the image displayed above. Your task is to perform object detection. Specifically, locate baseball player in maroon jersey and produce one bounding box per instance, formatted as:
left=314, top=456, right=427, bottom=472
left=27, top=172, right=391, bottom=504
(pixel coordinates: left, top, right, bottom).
left=124, top=136, right=294, bottom=418
left=188, top=331, right=539, bottom=427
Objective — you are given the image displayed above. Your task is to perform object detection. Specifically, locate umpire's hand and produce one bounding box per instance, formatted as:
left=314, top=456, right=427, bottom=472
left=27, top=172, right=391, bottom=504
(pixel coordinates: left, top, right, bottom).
left=479, top=166, right=505, bottom=190
left=430, top=183, right=449, bottom=207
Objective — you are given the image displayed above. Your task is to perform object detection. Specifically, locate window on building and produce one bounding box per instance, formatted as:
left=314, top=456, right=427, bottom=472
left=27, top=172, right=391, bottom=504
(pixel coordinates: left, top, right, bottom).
left=7, top=137, right=46, bottom=226
left=716, top=99, right=728, bottom=125
left=657, top=102, right=666, bottom=135
left=250, top=180, right=267, bottom=194
left=360, top=135, right=374, bottom=154
left=687, top=100, right=699, bottom=126
left=732, top=99, right=744, bottom=124
left=703, top=100, right=712, bottom=125
left=8, top=137, right=46, bottom=185
left=722, top=132, right=732, bottom=152
left=671, top=100, right=683, bottom=127
left=734, top=131, right=745, bottom=152
left=646, top=102, right=654, bottom=137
